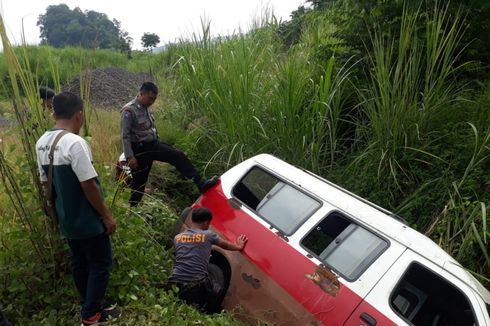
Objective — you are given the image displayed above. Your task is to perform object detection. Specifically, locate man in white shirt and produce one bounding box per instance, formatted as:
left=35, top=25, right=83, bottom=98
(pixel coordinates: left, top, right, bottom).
left=36, top=92, right=120, bottom=325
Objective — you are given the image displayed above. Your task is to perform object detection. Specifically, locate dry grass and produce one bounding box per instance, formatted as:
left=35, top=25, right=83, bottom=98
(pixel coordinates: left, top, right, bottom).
left=89, top=110, right=121, bottom=166
left=0, top=126, right=22, bottom=149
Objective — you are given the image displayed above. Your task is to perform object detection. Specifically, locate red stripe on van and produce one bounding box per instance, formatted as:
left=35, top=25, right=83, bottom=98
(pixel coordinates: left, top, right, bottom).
left=195, top=184, right=396, bottom=325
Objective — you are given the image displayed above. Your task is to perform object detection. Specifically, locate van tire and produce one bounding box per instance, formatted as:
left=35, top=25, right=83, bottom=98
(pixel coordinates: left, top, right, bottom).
left=207, top=263, right=226, bottom=313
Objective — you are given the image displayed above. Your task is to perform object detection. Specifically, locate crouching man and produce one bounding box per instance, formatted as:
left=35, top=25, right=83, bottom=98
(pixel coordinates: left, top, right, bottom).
left=169, top=207, right=247, bottom=312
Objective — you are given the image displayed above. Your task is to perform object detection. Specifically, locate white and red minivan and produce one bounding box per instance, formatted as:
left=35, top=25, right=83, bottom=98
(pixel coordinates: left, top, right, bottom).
left=178, top=154, right=490, bottom=325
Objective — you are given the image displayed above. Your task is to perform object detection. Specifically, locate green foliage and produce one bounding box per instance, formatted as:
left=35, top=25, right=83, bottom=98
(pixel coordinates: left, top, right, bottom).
left=1, top=195, right=240, bottom=325
left=2, top=2, right=490, bottom=323
left=141, top=32, right=161, bottom=51
left=173, top=22, right=352, bottom=174
left=281, top=0, right=490, bottom=74
left=0, top=46, right=155, bottom=99
left=112, top=19, right=133, bottom=58
left=425, top=123, right=490, bottom=278
left=0, top=15, right=58, bottom=267
left=0, top=14, right=239, bottom=324
left=37, top=4, right=131, bottom=51
left=353, top=4, right=466, bottom=190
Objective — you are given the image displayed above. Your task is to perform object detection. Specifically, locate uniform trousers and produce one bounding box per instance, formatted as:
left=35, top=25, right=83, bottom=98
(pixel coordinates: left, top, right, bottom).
left=129, top=140, right=198, bottom=206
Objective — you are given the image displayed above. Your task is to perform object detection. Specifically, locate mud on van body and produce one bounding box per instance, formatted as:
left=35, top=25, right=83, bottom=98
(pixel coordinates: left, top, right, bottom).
left=178, top=154, right=490, bottom=325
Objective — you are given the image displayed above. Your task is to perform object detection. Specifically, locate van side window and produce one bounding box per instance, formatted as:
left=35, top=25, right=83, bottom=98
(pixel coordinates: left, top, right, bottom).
left=301, top=212, right=387, bottom=280
left=232, top=167, right=321, bottom=235
left=390, top=263, right=476, bottom=326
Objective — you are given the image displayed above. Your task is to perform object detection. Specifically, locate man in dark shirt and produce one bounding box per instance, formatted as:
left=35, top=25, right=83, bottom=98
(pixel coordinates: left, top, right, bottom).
left=169, top=207, right=248, bottom=312
left=120, top=82, right=218, bottom=206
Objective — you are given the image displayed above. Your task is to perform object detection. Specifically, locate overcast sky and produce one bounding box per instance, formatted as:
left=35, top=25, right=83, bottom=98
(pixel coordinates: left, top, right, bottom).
left=0, top=0, right=305, bottom=49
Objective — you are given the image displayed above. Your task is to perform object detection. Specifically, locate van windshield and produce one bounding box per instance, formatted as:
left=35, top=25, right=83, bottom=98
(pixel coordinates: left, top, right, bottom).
left=232, top=167, right=321, bottom=235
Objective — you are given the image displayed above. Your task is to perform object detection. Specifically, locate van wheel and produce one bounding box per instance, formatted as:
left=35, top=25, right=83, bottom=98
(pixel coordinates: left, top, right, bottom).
left=207, top=263, right=226, bottom=313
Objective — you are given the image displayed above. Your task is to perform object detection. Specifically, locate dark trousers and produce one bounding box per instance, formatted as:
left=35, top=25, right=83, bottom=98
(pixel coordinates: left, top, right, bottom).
left=129, top=140, right=198, bottom=206
left=169, top=277, right=214, bottom=312
left=67, top=233, right=113, bottom=319
left=0, top=310, right=11, bottom=326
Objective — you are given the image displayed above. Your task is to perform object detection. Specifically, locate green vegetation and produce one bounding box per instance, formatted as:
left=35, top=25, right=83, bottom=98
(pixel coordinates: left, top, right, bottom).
left=38, top=4, right=132, bottom=52
left=279, top=0, right=490, bottom=69
left=0, top=46, right=156, bottom=99
left=1, top=0, right=490, bottom=324
left=141, top=32, right=161, bottom=52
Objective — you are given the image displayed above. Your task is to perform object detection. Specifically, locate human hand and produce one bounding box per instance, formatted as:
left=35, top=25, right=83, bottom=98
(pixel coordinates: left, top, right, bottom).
left=128, top=156, right=138, bottom=170
left=103, top=215, right=117, bottom=235
left=235, top=234, right=248, bottom=250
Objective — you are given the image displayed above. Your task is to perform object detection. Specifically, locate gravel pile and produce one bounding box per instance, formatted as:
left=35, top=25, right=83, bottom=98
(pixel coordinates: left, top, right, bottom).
left=63, top=67, right=154, bottom=109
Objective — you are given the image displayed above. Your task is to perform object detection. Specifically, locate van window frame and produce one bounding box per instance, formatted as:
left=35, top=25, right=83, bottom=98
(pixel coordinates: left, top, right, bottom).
left=299, top=210, right=390, bottom=282
left=389, top=261, right=479, bottom=326
left=231, top=164, right=323, bottom=236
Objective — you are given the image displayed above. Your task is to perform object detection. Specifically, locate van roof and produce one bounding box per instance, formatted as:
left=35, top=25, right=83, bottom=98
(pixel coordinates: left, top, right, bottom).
left=249, top=154, right=490, bottom=302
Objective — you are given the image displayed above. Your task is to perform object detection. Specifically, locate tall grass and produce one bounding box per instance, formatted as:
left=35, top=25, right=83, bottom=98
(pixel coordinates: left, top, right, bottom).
left=174, top=21, right=352, bottom=173
left=0, top=15, right=55, bottom=266
left=176, top=22, right=278, bottom=166
left=0, top=16, right=116, bottom=276
left=424, top=123, right=490, bottom=281
left=354, top=4, right=467, bottom=190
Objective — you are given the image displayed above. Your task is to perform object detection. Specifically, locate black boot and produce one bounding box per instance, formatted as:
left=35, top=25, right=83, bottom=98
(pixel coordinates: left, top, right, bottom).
left=195, top=176, right=219, bottom=193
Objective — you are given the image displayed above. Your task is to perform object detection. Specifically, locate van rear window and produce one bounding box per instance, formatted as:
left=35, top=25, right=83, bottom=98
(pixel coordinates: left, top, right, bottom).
left=232, top=167, right=321, bottom=235
left=301, top=212, right=388, bottom=281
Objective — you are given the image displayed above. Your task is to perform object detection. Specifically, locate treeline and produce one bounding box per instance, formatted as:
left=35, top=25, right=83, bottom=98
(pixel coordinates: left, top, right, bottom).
left=278, top=0, right=490, bottom=71
left=37, top=4, right=132, bottom=53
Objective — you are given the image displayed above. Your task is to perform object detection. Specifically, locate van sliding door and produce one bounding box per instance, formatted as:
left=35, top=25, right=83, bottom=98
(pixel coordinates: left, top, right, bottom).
left=345, top=250, right=486, bottom=326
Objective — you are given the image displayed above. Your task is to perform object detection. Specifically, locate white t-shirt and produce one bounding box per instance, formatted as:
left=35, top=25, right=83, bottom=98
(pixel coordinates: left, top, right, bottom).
left=36, top=129, right=98, bottom=183
left=36, top=129, right=104, bottom=239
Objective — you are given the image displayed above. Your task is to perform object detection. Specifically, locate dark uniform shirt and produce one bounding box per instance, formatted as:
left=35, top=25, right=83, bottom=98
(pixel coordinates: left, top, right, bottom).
left=170, top=229, right=219, bottom=282
left=120, top=97, right=158, bottom=158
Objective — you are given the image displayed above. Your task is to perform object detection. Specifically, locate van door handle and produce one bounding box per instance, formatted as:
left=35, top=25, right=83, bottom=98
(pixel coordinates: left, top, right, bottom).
left=360, top=313, right=377, bottom=326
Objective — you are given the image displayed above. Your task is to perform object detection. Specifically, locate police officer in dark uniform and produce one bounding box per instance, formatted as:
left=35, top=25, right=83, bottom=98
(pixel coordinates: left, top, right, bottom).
left=120, top=82, right=218, bottom=206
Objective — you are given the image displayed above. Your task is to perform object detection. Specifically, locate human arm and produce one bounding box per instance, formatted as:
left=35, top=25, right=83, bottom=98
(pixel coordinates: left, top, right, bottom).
left=80, top=178, right=116, bottom=235
left=36, top=151, right=50, bottom=213
left=120, top=109, right=137, bottom=169
left=216, top=234, right=248, bottom=251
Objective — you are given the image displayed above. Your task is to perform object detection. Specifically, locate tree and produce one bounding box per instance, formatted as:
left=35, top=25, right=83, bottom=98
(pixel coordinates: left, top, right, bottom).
left=141, top=32, right=160, bottom=51
left=113, top=19, right=133, bottom=58
left=37, top=4, right=131, bottom=51
left=279, top=0, right=490, bottom=68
